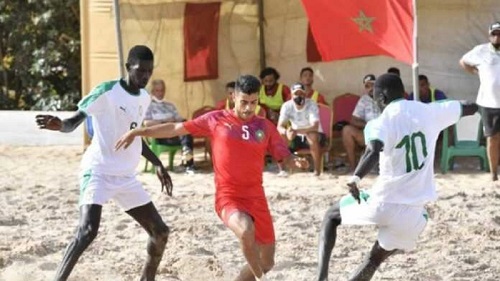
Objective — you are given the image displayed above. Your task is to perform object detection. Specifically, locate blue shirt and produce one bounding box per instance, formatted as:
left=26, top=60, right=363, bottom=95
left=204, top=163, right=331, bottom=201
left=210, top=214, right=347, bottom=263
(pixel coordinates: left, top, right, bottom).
left=408, top=88, right=447, bottom=103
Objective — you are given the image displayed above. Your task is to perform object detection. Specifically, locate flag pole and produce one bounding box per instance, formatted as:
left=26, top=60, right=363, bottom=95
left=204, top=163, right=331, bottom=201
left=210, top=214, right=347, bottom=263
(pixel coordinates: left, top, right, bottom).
left=113, top=0, right=125, bottom=77
left=412, top=0, right=419, bottom=101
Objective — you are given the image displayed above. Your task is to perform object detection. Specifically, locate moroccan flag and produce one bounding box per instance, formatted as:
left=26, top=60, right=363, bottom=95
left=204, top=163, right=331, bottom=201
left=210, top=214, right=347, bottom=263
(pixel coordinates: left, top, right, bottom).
left=301, top=0, right=414, bottom=64
left=306, top=23, right=323, bottom=62
left=183, top=2, right=220, bottom=81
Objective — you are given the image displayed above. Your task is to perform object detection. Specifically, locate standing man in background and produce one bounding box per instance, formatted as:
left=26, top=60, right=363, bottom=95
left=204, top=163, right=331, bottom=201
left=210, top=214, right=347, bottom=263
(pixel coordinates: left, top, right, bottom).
left=460, top=21, right=500, bottom=181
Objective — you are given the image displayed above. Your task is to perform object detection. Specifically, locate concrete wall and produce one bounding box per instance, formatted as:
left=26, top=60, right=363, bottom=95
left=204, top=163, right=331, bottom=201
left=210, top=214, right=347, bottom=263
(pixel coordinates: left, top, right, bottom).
left=0, top=111, right=84, bottom=146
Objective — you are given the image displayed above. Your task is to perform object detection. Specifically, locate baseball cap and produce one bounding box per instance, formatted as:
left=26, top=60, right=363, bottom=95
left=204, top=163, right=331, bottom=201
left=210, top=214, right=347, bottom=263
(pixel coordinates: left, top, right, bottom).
left=490, top=21, right=500, bottom=34
left=363, top=74, right=376, bottom=84
left=291, top=83, right=305, bottom=94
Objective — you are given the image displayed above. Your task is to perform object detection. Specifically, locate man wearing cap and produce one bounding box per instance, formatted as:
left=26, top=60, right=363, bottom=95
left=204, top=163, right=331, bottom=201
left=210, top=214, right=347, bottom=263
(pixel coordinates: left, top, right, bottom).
left=277, top=82, right=325, bottom=176
left=460, top=21, right=500, bottom=181
left=342, top=74, right=381, bottom=172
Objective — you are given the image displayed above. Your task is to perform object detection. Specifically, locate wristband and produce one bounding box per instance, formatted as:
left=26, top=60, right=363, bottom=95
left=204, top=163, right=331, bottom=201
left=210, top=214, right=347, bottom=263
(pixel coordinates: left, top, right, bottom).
left=348, top=175, right=361, bottom=185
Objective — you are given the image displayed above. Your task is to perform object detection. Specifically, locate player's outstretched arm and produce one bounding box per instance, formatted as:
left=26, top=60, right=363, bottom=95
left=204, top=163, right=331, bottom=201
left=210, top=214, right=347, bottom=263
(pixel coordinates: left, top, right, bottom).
left=347, top=140, right=383, bottom=203
left=141, top=139, right=173, bottom=196
left=35, top=110, right=86, bottom=132
left=115, top=122, right=188, bottom=150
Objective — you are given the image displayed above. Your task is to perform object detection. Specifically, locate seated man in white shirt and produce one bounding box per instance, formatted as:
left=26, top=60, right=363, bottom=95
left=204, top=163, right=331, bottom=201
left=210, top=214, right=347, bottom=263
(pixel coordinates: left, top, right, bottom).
left=144, top=79, right=196, bottom=174
left=277, top=83, right=326, bottom=176
left=342, top=74, right=381, bottom=172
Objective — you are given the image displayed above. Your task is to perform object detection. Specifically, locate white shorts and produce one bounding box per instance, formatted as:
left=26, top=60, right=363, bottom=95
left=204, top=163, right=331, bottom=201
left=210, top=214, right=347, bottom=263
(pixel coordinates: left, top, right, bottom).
left=339, top=190, right=428, bottom=251
left=79, top=170, right=151, bottom=211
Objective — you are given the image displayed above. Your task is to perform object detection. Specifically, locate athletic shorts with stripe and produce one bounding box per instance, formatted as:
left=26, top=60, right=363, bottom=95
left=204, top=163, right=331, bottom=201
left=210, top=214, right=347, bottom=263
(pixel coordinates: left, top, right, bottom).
left=339, top=190, right=428, bottom=251
left=79, top=170, right=151, bottom=211
left=216, top=196, right=275, bottom=244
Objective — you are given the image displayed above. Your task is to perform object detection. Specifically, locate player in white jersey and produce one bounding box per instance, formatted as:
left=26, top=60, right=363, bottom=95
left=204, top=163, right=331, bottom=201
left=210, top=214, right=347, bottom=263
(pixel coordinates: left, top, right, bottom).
left=315, top=74, right=478, bottom=281
left=35, top=45, right=173, bottom=281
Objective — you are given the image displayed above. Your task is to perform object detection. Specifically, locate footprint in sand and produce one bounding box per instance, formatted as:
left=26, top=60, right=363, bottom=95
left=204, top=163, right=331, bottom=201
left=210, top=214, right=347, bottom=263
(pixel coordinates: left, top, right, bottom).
left=0, top=217, right=27, bottom=226
left=38, top=262, right=57, bottom=271
left=115, top=224, right=127, bottom=231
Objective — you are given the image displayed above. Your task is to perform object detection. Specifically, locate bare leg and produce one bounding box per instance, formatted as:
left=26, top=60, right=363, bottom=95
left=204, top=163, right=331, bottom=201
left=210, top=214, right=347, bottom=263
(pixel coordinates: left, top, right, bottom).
left=316, top=202, right=341, bottom=281
left=342, top=126, right=365, bottom=171
left=226, top=211, right=265, bottom=280
left=127, top=202, right=170, bottom=281
left=487, top=134, right=500, bottom=181
left=54, top=204, right=102, bottom=281
left=236, top=243, right=275, bottom=281
left=307, top=132, right=322, bottom=176
left=348, top=241, right=396, bottom=281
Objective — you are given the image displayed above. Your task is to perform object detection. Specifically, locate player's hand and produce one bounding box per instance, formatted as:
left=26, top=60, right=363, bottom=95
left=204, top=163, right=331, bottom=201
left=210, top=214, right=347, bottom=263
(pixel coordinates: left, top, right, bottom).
left=155, top=165, right=173, bottom=196
left=294, top=156, right=310, bottom=170
left=347, top=181, right=361, bottom=204
left=35, top=115, right=62, bottom=131
left=115, top=130, right=138, bottom=150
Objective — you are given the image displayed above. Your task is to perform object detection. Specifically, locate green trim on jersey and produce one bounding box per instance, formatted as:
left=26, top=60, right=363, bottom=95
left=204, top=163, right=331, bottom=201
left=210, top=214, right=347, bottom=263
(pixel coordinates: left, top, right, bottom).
left=339, top=190, right=370, bottom=207
left=78, top=80, right=118, bottom=112
left=79, top=169, right=92, bottom=205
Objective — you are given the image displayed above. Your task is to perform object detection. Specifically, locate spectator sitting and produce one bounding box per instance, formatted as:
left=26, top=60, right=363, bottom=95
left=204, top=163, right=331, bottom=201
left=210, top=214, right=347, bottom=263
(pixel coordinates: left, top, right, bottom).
left=216, top=81, right=265, bottom=117
left=277, top=83, right=326, bottom=176
left=299, top=67, right=328, bottom=105
left=342, top=74, right=381, bottom=172
left=387, top=66, right=409, bottom=99
left=407, top=74, right=447, bottom=103
left=144, top=79, right=196, bottom=174
left=259, top=67, right=291, bottom=124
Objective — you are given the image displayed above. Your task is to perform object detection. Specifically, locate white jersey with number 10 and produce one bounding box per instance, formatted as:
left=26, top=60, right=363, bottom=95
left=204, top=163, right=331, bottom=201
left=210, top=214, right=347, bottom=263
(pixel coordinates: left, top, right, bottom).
left=364, top=99, right=462, bottom=206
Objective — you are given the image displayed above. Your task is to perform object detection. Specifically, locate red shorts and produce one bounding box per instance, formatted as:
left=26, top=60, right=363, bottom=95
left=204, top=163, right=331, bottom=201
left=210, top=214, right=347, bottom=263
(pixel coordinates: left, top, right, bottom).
left=216, top=196, right=275, bottom=244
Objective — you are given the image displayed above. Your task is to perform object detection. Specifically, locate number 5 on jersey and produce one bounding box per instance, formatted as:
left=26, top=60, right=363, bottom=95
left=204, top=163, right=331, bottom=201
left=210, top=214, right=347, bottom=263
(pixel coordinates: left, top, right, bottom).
left=242, top=125, right=250, bottom=140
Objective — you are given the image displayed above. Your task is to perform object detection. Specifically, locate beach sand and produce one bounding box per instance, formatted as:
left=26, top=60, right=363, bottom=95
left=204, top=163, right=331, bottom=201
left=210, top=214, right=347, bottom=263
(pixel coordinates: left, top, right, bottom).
left=0, top=145, right=499, bottom=281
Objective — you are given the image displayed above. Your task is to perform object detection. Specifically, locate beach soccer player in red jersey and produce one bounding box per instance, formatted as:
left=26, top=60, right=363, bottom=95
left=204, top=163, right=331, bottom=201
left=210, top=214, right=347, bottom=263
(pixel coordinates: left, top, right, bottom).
left=115, top=74, right=309, bottom=281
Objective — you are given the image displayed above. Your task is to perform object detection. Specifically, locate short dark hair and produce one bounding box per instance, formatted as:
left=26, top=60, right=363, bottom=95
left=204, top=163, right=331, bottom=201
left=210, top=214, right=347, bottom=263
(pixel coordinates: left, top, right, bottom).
left=235, top=75, right=261, bottom=95
left=387, top=67, right=400, bottom=76
left=225, top=81, right=236, bottom=89
left=259, top=67, right=280, bottom=80
left=300, top=67, right=314, bottom=76
left=418, top=74, right=429, bottom=83
left=127, top=45, right=154, bottom=64
left=374, top=73, right=405, bottom=102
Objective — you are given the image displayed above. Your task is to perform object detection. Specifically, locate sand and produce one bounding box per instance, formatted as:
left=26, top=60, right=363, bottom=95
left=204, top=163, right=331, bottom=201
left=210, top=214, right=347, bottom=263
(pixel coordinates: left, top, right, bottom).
left=0, top=145, right=499, bottom=281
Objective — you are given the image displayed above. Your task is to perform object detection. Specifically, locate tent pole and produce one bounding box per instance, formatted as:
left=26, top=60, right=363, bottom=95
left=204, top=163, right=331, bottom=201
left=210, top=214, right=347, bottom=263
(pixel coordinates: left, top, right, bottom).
left=412, top=0, right=419, bottom=101
left=257, top=0, right=266, bottom=69
left=113, top=0, right=125, bottom=77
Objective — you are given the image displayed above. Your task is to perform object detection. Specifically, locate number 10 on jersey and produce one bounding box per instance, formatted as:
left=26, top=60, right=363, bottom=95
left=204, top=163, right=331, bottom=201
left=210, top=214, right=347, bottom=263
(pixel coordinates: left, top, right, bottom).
left=396, top=132, right=428, bottom=173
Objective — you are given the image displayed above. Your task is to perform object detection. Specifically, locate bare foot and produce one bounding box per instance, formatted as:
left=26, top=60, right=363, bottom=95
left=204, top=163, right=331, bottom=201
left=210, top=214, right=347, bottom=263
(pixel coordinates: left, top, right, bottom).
left=492, top=173, right=498, bottom=181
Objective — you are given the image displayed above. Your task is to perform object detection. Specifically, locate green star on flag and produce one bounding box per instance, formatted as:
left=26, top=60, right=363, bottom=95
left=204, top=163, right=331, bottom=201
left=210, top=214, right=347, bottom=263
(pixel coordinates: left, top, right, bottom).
left=352, top=10, right=375, bottom=33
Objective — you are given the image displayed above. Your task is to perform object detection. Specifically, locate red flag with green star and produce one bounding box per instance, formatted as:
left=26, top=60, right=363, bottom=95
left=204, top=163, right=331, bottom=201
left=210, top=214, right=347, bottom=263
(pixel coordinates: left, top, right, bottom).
left=301, top=0, right=414, bottom=64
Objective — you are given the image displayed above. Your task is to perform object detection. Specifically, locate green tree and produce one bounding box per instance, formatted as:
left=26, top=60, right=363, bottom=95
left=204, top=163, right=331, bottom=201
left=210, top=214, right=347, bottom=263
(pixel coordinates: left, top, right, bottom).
left=0, top=0, right=80, bottom=110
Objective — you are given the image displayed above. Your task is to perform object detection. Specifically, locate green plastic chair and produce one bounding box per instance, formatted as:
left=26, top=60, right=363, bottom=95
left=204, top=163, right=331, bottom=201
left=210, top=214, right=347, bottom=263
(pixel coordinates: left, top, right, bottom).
left=440, top=113, right=489, bottom=173
left=143, top=138, right=182, bottom=173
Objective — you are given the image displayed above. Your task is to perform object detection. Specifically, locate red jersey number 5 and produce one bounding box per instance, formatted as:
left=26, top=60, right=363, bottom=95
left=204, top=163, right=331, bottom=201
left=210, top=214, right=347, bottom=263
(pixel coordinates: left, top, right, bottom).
left=242, top=125, right=250, bottom=140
